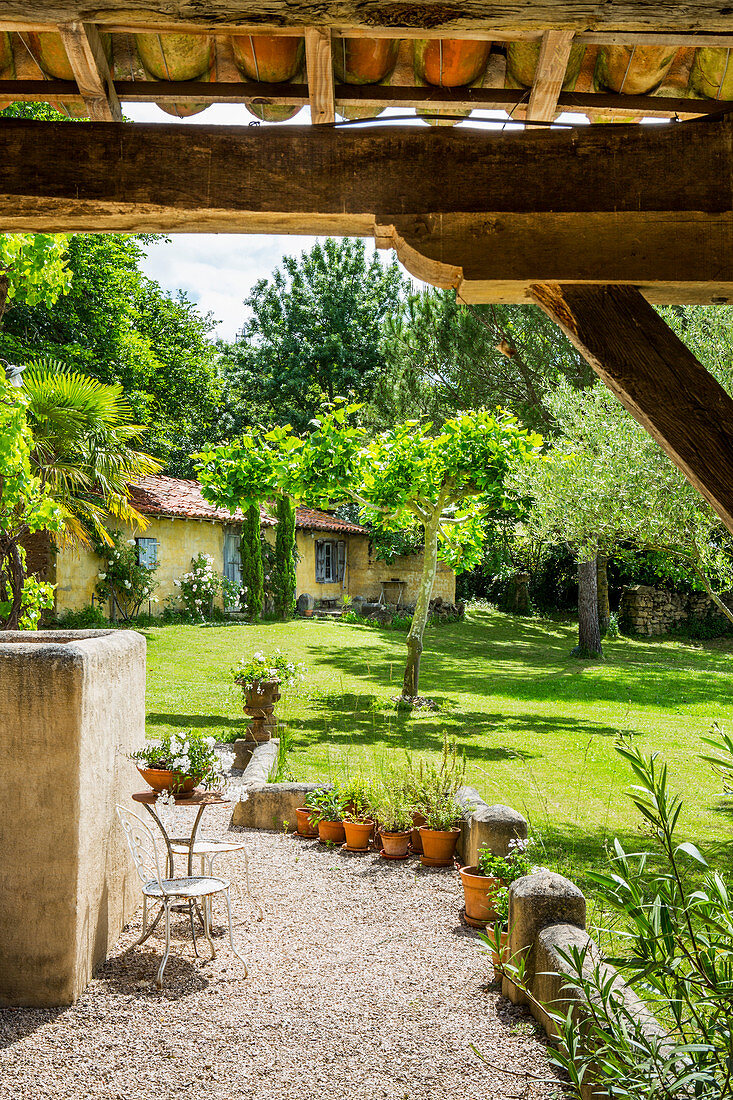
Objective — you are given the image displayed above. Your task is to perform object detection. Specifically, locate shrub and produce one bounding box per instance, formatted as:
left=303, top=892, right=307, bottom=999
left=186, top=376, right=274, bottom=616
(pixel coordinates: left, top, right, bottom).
left=173, top=552, right=240, bottom=620
left=56, top=603, right=108, bottom=629
left=94, top=531, right=159, bottom=621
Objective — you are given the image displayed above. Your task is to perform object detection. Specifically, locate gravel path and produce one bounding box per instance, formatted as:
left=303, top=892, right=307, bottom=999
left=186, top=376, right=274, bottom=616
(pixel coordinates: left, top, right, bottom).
left=0, top=810, right=563, bottom=1100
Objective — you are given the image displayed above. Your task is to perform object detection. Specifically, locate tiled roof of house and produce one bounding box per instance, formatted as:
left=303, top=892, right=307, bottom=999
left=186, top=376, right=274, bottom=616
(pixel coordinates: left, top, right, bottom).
left=128, top=476, right=367, bottom=535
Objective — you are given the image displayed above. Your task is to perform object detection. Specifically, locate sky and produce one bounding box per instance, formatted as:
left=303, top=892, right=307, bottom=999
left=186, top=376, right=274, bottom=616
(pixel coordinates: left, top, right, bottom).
left=123, top=102, right=661, bottom=342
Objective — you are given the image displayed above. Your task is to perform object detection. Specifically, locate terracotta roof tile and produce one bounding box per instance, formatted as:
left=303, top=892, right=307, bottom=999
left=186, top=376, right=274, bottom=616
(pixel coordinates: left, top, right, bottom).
left=128, top=476, right=367, bottom=535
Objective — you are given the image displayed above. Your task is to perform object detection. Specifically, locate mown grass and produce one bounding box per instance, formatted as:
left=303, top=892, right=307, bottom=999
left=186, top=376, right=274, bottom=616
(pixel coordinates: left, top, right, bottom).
left=142, top=607, right=733, bottom=913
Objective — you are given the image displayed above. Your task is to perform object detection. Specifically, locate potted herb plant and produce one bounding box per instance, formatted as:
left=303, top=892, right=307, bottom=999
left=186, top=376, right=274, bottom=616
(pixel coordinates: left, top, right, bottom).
left=418, top=789, right=462, bottom=866
left=462, top=839, right=533, bottom=928
left=295, top=789, right=321, bottom=838
left=338, top=775, right=375, bottom=852
left=375, top=778, right=414, bottom=859
left=130, top=730, right=224, bottom=794
left=406, top=736, right=466, bottom=854
left=309, top=788, right=346, bottom=845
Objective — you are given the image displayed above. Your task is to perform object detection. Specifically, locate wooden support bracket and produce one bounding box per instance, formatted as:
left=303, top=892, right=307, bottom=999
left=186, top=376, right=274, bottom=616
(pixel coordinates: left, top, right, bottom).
left=527, top=30, right=575, bottom=121
left=530, top=283, right=733, bottom=535
left=305, top=27, right=335, bottom=124
left=58, top=21, right=121, bottom=121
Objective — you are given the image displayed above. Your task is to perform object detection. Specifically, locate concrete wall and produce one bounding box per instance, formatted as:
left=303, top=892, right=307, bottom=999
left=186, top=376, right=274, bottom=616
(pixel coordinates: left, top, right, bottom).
left=0, top=629, right=145, bottom=1006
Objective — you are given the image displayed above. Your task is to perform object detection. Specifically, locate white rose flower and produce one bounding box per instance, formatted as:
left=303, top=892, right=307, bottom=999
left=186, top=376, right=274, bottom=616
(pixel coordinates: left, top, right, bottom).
left=127, top=539, right=136, bottom=547
left=97, top=572, right=106, bottom=579
left=124, top=581, right=132, bottom=589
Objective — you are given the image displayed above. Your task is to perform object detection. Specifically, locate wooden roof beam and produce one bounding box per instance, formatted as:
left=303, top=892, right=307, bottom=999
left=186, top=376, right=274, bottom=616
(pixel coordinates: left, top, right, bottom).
left=57, top=21, right=121, bottom=122
left=527, top=30, right=575, bottom=122
left=531, top=283, right=733, bottom=536
left=305, top=27, right=335, bottom=124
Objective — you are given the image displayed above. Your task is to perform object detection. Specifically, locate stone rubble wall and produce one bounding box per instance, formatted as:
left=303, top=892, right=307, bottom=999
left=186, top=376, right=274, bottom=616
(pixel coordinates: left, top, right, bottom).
left=619, top=584, right=733, bottom=636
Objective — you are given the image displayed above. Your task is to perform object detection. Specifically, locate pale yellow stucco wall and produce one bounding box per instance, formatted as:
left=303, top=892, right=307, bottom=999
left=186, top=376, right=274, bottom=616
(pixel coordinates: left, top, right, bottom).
left=55, top=517, right=232, bottom=614
left=54, top=520, right=455, bottom=614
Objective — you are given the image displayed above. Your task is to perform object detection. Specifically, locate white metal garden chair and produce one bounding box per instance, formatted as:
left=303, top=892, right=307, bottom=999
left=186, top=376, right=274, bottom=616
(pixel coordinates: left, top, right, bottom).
left=166, top=834, right=264, bottom=920
left=116, top=806, right=248, bottom=988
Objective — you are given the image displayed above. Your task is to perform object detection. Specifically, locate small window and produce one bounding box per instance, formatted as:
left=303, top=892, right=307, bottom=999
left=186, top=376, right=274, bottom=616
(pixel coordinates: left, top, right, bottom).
left=315, top=539, right=345, bottom=584
left=136, top=537, right=158, bottom=568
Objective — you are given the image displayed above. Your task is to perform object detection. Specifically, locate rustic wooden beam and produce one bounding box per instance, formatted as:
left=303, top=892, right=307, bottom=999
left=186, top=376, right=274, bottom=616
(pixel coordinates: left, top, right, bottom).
left=529, top=283, right=733, bottom=535
left=3, top=3, right=733, bottom=35
left=0, top=78, right=719, bottom=120
left=527, top=30, right=575, bottom=122
left=57, top=21, right=121, bottom=121
left=1, top=114, right=733, bottom=303
left=305, top=27, right=335, bottom=124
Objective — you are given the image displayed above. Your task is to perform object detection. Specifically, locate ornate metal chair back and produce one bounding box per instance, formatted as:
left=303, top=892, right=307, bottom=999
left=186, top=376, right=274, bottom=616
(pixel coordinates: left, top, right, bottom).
left=116, top=805, right=165, bottom=888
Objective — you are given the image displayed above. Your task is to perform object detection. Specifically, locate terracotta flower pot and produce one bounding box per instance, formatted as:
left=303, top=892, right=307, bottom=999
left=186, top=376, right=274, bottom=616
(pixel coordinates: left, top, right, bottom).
left=318, top=819, right=346, bottom=845
left=459, top=867, right=503, bottom=926
left=137, top=767, right=197, bottom=794
left=419, top=826, right=461, bottom=867
left=296, top=806, right=319, bottom=838
left=410, top=811, right=427, bottom=853
left=492, top=930, right=509, bottom=981
left=343, top=819, right=374, bottom=850
left=380, top=830, right=411, bottom=858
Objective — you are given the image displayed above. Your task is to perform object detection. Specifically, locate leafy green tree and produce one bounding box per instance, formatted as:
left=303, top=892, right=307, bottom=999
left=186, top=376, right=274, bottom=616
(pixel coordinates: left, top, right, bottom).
left=199, top=406, right=541, bottom=700
left=0, top=375, right=62, bottom=629
left=272, top=496, right=297, bottom=620
left=372, top=289, right=593, bottom=432
left=220, top=238, right=406, bottom=432
left=516, top=379, right=733, bottom=654
left=0, top=234, right=222, bottom=474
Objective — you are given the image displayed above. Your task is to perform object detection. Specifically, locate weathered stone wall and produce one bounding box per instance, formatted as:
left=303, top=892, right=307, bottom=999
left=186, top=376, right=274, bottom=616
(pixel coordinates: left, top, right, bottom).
left=0, top=629, right=145, bottom=1006
left=619, top=584, right=732, bottom=635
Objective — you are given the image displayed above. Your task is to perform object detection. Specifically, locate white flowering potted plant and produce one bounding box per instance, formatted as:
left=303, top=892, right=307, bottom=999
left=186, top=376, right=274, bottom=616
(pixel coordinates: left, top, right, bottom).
left=232, top=650, right=305, bottom=743
left=131, top=730, right=225, bottom=794
left=94, top=530, right=159, bottom=621
left=460, top=838, right=533, bottom=928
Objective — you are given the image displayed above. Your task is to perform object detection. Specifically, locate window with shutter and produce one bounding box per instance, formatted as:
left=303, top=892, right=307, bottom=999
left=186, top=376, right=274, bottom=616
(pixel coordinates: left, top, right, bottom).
left=315, top=540, right=326, bottom=582
left=136, top=538, right=158, bottom=567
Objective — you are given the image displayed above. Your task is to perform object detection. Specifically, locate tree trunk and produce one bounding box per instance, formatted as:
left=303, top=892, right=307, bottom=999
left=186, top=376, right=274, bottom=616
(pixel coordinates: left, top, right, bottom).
left=597, top=552, right=610, bottom=636
left=0, top=541, right=25, bottom=631
left=402, top=512, right=440, bottom=699
left=576, top=557, right=603, bottom=659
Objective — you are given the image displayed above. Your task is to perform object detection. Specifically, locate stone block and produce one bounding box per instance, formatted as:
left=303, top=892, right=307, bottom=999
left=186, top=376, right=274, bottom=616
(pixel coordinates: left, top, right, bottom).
left=455, top=786, right=528, bottom=865
left=231, top=782, right=331, bottom=831
left=0, top=629, right=145, bottom=1006
left=504, top=870, right=586, bottom=1005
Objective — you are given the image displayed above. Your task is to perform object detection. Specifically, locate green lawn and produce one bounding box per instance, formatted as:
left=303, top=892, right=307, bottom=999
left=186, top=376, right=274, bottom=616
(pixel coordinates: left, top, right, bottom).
left=142, top=608, right=733, bottom=907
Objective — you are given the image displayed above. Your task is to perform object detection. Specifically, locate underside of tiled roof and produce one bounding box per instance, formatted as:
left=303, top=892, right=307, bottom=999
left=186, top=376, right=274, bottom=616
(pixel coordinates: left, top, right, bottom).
left=128, top=476, right=367, bottom=535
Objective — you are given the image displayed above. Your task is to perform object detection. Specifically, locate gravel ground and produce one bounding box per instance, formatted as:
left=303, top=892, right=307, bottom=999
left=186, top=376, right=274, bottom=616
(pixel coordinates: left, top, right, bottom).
left=0, top=809, right=564, bottom=1100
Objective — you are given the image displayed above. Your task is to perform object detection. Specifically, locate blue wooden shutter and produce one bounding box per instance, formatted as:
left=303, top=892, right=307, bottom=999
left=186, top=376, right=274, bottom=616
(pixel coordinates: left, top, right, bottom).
left=136, top=537, right=158, bottom=567
left=315, top=540, right=325, bottom=582
left=337, top=540, right=346, bottom=581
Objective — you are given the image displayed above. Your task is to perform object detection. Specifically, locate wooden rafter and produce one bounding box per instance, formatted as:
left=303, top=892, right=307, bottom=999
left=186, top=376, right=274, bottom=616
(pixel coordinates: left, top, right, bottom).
left=57, top=21, right=121, bottom=121
left=0, top=113, right=733, bottom=305
left=530, top=283, right=733, bottom=536
left=1, top=2, right=733, bottom=35
left=304, top=27, right=335, bottom=124
left=527, top=30, right=575, bottom=122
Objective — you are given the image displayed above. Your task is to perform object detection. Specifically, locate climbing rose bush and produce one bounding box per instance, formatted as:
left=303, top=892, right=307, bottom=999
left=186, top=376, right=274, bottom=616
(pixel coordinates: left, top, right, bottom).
left=174, top=552, right=241, bottom=619
left=94, top=530, right=159, bottom=621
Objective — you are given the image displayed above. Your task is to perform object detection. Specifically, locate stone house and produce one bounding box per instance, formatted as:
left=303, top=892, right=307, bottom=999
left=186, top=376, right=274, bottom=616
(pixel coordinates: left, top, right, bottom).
left=37, top=475, right=455, bottom=616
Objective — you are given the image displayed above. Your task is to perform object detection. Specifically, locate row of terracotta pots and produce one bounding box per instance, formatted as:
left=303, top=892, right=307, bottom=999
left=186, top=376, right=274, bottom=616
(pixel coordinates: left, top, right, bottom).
left=295, top=806, right=461, bottom=864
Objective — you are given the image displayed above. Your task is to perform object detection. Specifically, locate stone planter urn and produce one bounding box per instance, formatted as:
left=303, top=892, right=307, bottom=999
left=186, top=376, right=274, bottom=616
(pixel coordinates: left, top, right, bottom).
left=243, top=678, right=281, bottom=742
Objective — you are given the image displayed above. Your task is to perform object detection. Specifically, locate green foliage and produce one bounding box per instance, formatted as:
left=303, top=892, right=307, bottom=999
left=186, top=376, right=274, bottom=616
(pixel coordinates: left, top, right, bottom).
left=306, top=786, right=345, bottom=824
left=0, top=234, right=222, bottom=475
left=130, top=729, right=225, bottom=792
left=337, top=773, right=375, bottom=822
left=21, top=356, right=161, bottom=545
left=531, top=742, right=733, bottom=1100
left=241, top=504, right=264, bottom=621
left=232, top=649, right=304, bottom=692
left=272, top=496, right=296, bottom=619
left=93, top=530, right=159, bottom=621
left=373, top=767, right=414, bottom=833
left=55, top=603, right=108, bottom=629
left=219, top=238, right=406, bottom=432
left=475, top=841, right=534, bottom=882
left=173, top=552, right=239, bottom=620
left=0, top=234, right=70, bottom=310
left=0, top=375, right=63, bottom=628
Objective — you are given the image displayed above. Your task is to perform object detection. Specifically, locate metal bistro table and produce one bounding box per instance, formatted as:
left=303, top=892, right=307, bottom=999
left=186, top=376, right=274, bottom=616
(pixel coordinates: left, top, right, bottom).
left=130, top=789, right=232, bottom=955
left=131, top=788, right=230, bottom=877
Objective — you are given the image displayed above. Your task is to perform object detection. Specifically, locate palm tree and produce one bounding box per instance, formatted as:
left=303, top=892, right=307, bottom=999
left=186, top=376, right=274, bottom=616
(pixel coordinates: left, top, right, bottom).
left=21, top=357, right=161, bottom=545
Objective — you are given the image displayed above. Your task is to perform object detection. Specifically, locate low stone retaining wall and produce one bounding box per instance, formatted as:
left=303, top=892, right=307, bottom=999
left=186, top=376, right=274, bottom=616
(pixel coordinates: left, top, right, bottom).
left=230, top=740, right=330, bottom=832
left=619, top=583, right=732, bottom=635
left=455, top=786, right=528, bottom=863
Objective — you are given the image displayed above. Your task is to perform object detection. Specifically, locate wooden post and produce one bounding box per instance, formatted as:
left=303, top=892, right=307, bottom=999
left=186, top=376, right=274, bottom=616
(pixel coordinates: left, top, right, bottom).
left=530, top=283, right=733, bottom=536
left=527, top=30, right=575, bottom=121
left=305, top=27, right=335, bottom=124
left=58, top=21, right=121, bottom=121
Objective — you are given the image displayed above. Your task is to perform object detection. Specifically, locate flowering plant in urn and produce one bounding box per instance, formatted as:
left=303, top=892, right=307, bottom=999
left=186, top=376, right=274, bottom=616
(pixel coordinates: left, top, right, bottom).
left=232, top=650, right=304, bottom=743
left=131, top=729, right=225, bottom=793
